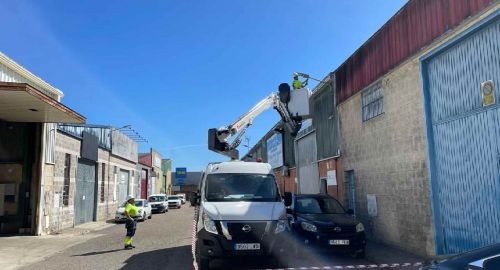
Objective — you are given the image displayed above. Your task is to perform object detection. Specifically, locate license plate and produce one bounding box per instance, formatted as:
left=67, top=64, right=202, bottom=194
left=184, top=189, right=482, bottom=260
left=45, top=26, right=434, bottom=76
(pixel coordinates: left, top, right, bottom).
left=234, top=243, right=260, bottom=250
left=329, top=239, right=350, bottom=245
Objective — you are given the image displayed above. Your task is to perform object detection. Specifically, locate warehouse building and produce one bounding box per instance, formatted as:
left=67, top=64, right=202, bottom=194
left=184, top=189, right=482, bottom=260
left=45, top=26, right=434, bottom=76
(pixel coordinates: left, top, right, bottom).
left=244, top=0, right=499, bottom=257
left=43, top=124, right=138, bottom=232
left=0, top=52, right=85, bottom=235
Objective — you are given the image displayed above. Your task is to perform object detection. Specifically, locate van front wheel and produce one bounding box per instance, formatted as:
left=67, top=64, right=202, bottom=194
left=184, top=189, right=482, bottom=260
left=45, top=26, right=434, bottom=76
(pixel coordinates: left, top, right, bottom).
left=196, top=241, right=210, bottom=270
left=197, top=257, right=210, bottom=270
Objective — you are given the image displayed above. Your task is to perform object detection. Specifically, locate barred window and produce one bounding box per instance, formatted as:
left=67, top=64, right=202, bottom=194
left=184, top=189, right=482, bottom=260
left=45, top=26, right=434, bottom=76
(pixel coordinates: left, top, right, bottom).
left=362, top=82, right=384, bottom=122
left=63, top=154, right=71, bottom=206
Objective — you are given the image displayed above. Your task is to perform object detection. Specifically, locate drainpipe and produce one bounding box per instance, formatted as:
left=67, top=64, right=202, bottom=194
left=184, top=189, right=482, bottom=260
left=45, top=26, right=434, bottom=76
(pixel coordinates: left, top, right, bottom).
left=36, top=123, right=47, bottom=235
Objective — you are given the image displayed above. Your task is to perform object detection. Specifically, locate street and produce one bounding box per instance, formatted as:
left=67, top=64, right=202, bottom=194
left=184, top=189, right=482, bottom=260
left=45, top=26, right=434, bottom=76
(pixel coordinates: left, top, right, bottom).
left=21, top=207, right=194, bottom=270
left=17, top=206, right=423, bottom=270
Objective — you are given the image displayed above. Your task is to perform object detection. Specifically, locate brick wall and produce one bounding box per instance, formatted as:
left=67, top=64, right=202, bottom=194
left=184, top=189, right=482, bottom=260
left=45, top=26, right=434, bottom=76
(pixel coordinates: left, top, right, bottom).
left=317, top=158, right=344, bottom=202
left=44, top=132, right=81, bottom=233
left=274, top=168, right=297, bottom=194
left=43, top=132, right=131, bottom=233
left=338, top=58, right=434, bottom=257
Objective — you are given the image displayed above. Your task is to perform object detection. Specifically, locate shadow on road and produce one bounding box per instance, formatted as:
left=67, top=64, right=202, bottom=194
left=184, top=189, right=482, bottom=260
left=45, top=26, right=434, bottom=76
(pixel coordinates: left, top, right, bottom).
left=72, top=249, right=124, bottom=256
left=120, top=245, right=192, bottom=270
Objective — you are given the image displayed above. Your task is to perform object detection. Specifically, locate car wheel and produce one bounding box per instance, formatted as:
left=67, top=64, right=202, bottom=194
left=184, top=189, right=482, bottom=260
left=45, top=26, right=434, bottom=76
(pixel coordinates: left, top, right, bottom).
left=141, top=213, right=146, bottom=222
left=148, top=213, right=152, bottom=219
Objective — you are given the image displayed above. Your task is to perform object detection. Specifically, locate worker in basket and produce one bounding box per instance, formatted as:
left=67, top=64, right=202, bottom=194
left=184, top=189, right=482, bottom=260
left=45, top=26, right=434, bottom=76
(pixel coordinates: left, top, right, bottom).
left=292, top=72, right=307, bottom=90
left=123, top=195, right=139, bottom=250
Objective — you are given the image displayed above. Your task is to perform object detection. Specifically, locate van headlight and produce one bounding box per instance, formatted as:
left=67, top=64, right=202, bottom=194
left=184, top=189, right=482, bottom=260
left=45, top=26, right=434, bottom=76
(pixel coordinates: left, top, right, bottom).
left=275, top=220, right=288, bottom=234
left=202, top=212, right=218, bottom=234
left=301, top=222, right=317, bottom=232
left=356, top=222, right=365, bottom=232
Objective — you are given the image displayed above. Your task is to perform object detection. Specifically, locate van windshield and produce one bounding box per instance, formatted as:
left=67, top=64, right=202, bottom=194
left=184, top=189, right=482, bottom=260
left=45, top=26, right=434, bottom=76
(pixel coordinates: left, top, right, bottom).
left=205, top=173, right=280, bottom=202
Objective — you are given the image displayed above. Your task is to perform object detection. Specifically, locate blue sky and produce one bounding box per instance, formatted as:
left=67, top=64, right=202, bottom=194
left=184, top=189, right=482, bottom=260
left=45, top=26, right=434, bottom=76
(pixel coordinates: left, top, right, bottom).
left=0, top=0, right=407, bottom=171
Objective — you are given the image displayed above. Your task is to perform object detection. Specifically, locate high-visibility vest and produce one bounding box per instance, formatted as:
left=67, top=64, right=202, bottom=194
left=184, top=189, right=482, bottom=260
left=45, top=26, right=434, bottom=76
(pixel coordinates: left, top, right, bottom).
left=293, top=79, right=302, bottom=89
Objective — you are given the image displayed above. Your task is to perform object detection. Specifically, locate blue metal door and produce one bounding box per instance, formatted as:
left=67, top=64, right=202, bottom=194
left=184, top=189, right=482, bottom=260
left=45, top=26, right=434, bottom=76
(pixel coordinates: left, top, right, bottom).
left=345, top=170, right=356, bottom=215
left=422, top=14, right=500, bottom=254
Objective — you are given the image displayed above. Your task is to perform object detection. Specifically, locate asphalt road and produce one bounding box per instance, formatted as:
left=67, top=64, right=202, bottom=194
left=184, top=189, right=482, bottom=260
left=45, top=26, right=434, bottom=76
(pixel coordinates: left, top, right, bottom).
left=22, top=206, right=194, bottom=270
left=21, top=205, right=407, bottom=270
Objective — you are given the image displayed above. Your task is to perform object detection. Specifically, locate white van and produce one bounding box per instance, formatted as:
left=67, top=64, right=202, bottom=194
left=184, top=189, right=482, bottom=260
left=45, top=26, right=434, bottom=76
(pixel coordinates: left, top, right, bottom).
left=192, top=161, right=289, bottom=269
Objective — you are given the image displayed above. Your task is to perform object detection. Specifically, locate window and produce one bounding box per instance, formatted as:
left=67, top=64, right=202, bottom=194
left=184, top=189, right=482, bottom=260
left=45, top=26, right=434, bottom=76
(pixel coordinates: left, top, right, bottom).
left=100, top=163, right=106, bottom=203
left=62, top=154, right=71, bottom=206
left=205, top=173, right=280, bottom=202
left=362, top=82, right=384, bottom=121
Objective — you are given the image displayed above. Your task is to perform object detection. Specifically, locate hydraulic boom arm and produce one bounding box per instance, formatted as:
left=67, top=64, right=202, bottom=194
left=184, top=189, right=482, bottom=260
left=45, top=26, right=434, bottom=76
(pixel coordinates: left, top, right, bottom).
left=209, top=83, right=306, bottom=159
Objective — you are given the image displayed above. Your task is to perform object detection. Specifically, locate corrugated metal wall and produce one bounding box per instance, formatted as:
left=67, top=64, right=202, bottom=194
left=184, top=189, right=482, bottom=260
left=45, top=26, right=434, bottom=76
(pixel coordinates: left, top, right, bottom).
left=312, top=81, right=339, bottom=160
left=0, top=62, right=60, bottom=100
left=422, top=13, right=500, bottom=254
left=337, top=0, right=495, bottom=104
left=58, top=124, right=111, bottom=149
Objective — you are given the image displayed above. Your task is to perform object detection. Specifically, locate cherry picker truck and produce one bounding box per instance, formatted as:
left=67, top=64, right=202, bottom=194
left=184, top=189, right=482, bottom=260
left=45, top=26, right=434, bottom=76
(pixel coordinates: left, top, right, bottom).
left=208, top=82, right=311, bottom=159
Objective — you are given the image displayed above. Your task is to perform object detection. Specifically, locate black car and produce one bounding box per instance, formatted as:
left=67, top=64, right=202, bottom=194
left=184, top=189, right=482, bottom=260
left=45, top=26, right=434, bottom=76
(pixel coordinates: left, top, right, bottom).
left=284, top=193, right=366, bottom=258
left=421, top=243, right=500, bottom=270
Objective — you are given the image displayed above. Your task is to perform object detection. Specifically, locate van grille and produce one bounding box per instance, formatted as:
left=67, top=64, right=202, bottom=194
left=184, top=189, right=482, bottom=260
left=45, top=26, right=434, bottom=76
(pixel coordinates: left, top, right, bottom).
left=226, top=222, right=268, bottom=241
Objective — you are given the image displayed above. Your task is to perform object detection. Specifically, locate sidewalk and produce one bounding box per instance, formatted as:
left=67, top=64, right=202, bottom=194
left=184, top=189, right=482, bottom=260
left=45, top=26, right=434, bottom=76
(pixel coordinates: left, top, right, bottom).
left=366, top=240, right=426, bottom=265
left=0, top=221, right=115, bottom=270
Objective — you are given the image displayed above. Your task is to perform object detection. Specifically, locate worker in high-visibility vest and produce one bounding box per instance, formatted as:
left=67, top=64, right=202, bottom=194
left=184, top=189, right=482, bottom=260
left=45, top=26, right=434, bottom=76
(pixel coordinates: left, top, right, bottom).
left=292, top=73, right=307, bottom=90
left=123, top=195, right=139, bottom=250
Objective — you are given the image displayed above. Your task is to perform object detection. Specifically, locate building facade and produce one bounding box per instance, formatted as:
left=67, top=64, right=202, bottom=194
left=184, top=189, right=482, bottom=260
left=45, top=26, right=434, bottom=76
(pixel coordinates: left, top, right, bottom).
left=42, top=124, right=138, bottom=233
left=138, top=148, right=164, bottom=194
left=243, top=0, right=499, bottom=257
left=0, top=52, right=85, bottom=235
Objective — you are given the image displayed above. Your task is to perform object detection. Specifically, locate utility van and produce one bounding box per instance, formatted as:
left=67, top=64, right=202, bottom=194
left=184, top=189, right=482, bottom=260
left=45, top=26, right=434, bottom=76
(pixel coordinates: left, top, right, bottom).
left=191, top=161, right=290, bottom=270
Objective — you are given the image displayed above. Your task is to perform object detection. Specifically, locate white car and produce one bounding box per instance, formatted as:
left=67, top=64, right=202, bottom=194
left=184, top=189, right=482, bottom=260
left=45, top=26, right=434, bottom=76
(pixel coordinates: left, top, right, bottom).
left=167, top=195, right=182, bottom=209
left=177, top=193, right=187, bottom=204
left=148, top=194, right=169, bottom=213
left=115, top=199, right=152, bottom=222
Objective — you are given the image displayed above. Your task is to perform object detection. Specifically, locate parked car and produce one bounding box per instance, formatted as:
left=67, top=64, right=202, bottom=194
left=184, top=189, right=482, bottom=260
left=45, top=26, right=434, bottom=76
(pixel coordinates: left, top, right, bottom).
left=421, top=243, right=500, bottom=270
left=148, top=194, right=169, bottom=213
left=284, top=193, right=366, bottom=258
left=115, top=199, right=152, bottom=222
left=167, top=195, right=182, bottom=209
left=177, top=193, right=187, bottom=204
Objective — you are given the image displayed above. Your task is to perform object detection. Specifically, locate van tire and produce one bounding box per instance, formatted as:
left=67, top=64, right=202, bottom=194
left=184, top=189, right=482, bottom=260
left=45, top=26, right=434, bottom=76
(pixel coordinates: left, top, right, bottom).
left=195, top=242, right=210, bottom=270
left=197, top=258, right=210, bottom=270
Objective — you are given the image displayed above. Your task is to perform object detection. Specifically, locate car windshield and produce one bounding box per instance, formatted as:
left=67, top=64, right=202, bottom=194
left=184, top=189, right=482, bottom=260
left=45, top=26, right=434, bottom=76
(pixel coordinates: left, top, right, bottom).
left=148, top=196, right=165, bottom=202
left=205, top=173, right=280, bottom=202
left=296, top=197, right=345, bottom=214
left=134, top=201, right=143, bottom=207
left=168, top=196, right=178, bottom=200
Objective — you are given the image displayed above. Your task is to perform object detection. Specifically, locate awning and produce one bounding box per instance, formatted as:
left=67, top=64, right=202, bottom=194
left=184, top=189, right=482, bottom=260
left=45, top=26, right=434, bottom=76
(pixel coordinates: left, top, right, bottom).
left=0, top=82, right=85, bottom=123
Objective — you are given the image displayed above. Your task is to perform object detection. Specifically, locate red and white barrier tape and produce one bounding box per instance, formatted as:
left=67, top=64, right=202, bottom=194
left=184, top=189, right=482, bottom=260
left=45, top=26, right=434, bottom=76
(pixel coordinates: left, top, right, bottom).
left=259, top=262, right=423, bottom=269
left=191, top=206, right=422, bottom=270
left=192, top=206, right=199, bottom=270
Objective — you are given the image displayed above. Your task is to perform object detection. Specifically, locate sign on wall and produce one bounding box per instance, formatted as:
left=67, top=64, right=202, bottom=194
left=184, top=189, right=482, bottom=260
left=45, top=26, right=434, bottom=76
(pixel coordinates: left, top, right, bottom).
left=367, top=194, right=378, bottom=217
left=176, top=168, right=187, bottom=185
left=266, top=133, right=283, bottom=169
left=326, top=170, right=337, bottom=186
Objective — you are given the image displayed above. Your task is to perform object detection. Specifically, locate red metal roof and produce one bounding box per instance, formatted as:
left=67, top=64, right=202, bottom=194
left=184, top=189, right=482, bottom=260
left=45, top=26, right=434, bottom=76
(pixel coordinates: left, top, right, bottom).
left=336, top=0, right=495, bottom=104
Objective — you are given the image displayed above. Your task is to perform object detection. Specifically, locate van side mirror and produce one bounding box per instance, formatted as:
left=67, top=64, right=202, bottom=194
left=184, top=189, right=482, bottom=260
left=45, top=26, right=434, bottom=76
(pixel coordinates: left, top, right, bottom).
left=190, top=192, right=200, bottom=206
left=283, top=192, right=292, bottom=207
left=346, top=209, right=354, bottom=215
